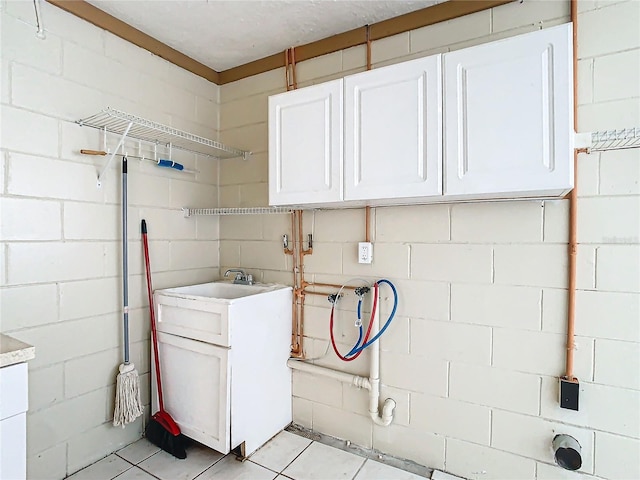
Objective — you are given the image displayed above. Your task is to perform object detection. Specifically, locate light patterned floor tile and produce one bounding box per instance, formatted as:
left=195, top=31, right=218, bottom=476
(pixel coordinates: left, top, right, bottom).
left=354, top=459, right=427, bottom=480
left=249, top=431, right=312, bottom=473
left=431, top=470, right=465, bottom=480
left=197, top=455, right=278, bottom=480
left=138, top=442, right=224, bottom=480
left=282, top=442, right=366, bottom=480
left=114, top=466, right=158, bottom=480
left=66, top=454, right=132, bottom=480
left=117, top=439, right=161, bottom=465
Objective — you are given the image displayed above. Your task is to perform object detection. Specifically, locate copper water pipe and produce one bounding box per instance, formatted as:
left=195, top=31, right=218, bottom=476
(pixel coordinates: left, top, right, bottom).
left=285, top=49, right=291, bottom=91
left=565, top=0, right=579, bottom=382
left=366, top=24, right=372, bottom=71
left=303, top=282, right=358, bottom=291
left=364, top=26, right=373, bottom=243
left=291, top=209, right=308, bottom=358
left=291, top=211, right=304, bottom=358
left=291, top=47, right=298, bottom=90
left=365, top=207, right=371, bottom=243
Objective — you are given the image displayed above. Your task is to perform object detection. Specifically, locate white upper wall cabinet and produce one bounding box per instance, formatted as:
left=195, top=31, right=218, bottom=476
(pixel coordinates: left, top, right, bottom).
left=267, top=24, right=574, bottom=208
left=345, top=55, right=442, bottom=201
left=443, top=24, right=573, bottom=199
left=269, top=80, right=343, bottom=206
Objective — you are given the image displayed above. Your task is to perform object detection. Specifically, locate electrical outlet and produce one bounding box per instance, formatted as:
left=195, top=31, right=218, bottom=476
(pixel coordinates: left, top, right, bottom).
left=358, top=242, right=373, bottom=264
left=560, top=377, right=579, bottom=411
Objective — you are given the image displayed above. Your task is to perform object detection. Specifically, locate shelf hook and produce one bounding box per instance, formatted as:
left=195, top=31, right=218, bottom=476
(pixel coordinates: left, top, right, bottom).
left=97, top=121, right=133, bottom=187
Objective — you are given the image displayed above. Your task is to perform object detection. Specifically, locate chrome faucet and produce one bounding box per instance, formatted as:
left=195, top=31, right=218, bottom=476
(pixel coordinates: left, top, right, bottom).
left=223, top=268, right=254, bottom=285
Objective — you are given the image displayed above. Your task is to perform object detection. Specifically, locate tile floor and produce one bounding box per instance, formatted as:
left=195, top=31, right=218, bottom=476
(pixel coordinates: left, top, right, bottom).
left=66, top=430, right=428, bottom=480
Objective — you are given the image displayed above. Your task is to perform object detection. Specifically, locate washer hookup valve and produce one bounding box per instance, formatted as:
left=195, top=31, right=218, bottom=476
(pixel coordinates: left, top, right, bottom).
left=327, top=293, right=343, bottom=304
left=354, top=286, right=371, bottom=297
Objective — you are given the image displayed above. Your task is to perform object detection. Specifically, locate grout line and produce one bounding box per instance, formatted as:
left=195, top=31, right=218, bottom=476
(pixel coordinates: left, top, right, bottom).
left=277, top=438, right=315, bottom=475
left=351, top=456, right=368, bottom=480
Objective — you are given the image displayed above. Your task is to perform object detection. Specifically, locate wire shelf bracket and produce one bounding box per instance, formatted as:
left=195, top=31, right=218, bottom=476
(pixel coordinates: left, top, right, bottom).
left=575, top=127, right=640, bottom=153
left=183, top=207, right=294, bottom=217
left=77, top=108, right=251, bottom=186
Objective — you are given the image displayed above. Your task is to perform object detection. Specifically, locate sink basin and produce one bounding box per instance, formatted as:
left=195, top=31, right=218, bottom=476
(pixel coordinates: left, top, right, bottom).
left=159, top=281, right=283, bottom=301
left=153, top=281, right=293, bottom=347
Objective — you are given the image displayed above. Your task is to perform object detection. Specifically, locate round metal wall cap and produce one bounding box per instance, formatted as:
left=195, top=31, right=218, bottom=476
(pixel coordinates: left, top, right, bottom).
left=553, top=434, right=582, bottom=471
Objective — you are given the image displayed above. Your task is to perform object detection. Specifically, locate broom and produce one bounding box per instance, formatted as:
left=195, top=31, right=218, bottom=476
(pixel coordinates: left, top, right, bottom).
left=142, top=219, right=187, bottom=459
left=113, top=156, right=144, bottom=427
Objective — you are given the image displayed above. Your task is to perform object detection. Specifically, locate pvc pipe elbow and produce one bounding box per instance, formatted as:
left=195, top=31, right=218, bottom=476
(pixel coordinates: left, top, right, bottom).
left=370, top=398, right=396, bottom=426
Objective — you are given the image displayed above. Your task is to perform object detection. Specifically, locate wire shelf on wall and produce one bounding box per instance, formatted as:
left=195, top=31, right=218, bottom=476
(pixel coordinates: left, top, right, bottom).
left=77, top=108, right=249, bottom=160
left=588, top=127, right=640, bottom=152
left=183, top=207, right=294, bottom=217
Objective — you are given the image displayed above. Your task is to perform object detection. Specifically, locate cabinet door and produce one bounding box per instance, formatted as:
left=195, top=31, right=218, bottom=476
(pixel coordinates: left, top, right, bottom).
left=153, top=332, right=230, bottom=454
left=345, top=55, right=442, bottom=201
left=0, top=414, right=26, bottom=480
left=444, top=24, right=573, bottom=198
left=269, top=80, right=343, bottom=206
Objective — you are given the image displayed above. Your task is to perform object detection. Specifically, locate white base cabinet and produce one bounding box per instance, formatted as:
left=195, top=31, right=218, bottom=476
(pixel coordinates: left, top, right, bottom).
left=268, top=24, right=574, bottom=208
left=152, top=284, right=293, bottom=457
left=0, top=362, right=28, bottom=480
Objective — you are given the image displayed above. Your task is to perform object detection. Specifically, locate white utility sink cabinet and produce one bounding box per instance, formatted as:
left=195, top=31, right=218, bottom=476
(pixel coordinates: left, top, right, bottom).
left=152, top=283, right=293, bottom=457
left=268, top=24, right=573, bottom=207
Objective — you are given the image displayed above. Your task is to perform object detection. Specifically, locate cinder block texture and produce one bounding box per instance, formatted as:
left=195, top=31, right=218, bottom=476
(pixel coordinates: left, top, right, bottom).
left=1, top=2, right=221, bottom=477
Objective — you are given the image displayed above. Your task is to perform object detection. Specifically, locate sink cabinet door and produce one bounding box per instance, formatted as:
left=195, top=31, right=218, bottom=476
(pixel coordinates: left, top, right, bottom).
left=153, top=332, right=231, bottom=454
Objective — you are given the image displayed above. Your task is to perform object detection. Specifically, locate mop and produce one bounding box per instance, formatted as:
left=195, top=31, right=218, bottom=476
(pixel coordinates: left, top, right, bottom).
left=113, top=156, right=144, bottom=427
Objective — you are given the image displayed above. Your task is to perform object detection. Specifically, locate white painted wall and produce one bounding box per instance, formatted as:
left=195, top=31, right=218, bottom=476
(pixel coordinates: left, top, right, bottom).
left=0, top=1, right=221, bottom=477
left=219, top=1, right=640, bottom=479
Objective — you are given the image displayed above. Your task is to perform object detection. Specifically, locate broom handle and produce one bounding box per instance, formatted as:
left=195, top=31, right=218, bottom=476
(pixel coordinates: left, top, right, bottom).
left=142, top=220, right=165, bottom=412
left=122, top=157, right=130, bottom=365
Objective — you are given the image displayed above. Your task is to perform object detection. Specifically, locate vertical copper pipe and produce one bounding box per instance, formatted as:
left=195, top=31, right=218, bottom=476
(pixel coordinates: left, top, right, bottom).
left=365, top=206, right=371, bottom=243
left=285, top=49, right=291, bottom=91
left=290, top=211, right=306, bottom=358
left=565, top=0, right=578, bottom=382
left=290, top=212, right=299, bottom=352
left=364, top=25, right=373, bottom=243
left=291, top=47, right=298, bottom=90
left=366, top=24, right=372, bottom=71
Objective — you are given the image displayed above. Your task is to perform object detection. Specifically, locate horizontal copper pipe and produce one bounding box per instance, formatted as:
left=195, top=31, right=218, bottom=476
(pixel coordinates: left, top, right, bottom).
left=304, top=282, right=358, bottom=290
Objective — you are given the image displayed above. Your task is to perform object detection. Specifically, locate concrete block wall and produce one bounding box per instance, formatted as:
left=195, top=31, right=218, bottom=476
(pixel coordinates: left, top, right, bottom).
left=0, top=1, right=221, bottom=477
left=219, top=1, right=640, bottom=479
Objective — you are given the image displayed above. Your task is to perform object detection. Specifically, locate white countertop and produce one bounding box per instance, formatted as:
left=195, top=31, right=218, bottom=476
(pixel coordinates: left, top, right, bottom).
left=0, top=334, right=35, bottom=368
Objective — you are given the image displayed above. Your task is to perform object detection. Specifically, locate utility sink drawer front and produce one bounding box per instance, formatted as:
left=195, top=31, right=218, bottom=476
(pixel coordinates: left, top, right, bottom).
left=155, top=294, right=230, bottom=347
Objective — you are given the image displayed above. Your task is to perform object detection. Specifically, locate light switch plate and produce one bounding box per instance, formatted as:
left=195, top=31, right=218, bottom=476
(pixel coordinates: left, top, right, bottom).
left=358, top=242, right=373, bottom=264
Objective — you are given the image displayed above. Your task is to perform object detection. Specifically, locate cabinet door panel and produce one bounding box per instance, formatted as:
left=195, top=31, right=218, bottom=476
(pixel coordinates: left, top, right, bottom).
left=444, top=24, right=573, bottom=197
left=153, top=332, right=230, bottom=454
left=269, top=80, right=343, bottom=205
left=345, top=55, right=442, bottom=201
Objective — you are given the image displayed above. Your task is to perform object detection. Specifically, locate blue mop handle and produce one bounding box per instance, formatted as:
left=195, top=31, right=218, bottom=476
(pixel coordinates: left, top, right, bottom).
left=157, top=159, right=184, bottom=170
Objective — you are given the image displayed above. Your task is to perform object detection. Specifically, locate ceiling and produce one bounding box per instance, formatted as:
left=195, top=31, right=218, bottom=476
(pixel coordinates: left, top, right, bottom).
left=87, top=0, right=442, bottom=71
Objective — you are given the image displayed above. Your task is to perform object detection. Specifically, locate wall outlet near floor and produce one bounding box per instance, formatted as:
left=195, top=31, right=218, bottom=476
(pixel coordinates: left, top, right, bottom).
left=358, top=242, right=373, bottom=264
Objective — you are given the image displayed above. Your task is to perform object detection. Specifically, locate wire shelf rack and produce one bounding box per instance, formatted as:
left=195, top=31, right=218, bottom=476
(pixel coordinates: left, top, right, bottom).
left=183, top=207, right=294, bottom=217
left=588, top=127, right=640, bottom=152
left=77, top=108, right=249, bottom=160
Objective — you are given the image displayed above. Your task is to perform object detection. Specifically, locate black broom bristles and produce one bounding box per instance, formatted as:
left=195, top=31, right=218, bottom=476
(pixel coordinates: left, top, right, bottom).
left=145, top=418, right=187, bottom=459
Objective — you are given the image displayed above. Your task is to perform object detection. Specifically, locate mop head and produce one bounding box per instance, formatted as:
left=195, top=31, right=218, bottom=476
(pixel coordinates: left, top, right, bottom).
left=113, top=363, right=144, bottom=427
